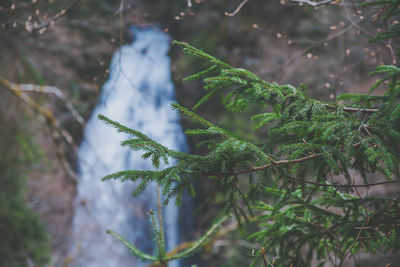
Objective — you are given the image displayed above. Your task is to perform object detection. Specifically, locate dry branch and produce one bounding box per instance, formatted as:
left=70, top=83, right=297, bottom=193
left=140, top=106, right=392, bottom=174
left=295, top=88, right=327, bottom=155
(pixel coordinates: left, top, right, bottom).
left=25, top=0, right=80, bottom=33
left=290, top=0, right=337, bottom=7
left=6, top=82, right=84, bottom=125
left=225, top=0, right=248, bottom=17
left=0, top=77, right=78, bottom=183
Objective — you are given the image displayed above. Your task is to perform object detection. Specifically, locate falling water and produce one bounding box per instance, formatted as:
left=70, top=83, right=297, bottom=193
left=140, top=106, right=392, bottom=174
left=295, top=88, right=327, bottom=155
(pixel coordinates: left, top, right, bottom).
left=71, top=27, right=187, bottom=267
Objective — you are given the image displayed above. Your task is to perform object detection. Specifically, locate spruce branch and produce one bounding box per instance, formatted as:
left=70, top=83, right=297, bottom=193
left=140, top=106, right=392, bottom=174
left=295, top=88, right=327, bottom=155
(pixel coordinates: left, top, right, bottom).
left=106, top=230, right=157, bottom=261
left=166, top=215, right=231, bottom=260
left=174, top=41, right=380, bottom=115
left=156, top=186, right=166, bottom=260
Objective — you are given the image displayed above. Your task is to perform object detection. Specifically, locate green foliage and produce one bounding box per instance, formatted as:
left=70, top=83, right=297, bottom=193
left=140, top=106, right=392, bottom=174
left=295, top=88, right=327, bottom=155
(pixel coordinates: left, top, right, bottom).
left=0, top=109, right=50, bottom=266
left=106, top=206, right=230, bottom=266
left=99, top=40, right=400, bottom=266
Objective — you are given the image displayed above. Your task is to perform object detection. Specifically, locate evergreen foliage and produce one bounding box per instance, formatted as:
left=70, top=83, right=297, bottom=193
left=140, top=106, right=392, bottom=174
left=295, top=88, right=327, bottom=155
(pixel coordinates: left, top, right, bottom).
left=98, top=1, right=400, bottom=266
left=99, top=40, right=400, bottom=265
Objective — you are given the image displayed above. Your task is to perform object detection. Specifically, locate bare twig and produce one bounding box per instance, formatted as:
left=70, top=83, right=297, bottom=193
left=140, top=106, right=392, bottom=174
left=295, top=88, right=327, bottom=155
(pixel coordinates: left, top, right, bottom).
left=0, top=77, right=78, bottom=183
left=4, top=82, right=84, bottom=125
left=259, top=24, right=354, bottom=74
left=290, top=0, right=336, bottom=7
left=26, top=0, right=80, bottom=33
left=225, top=0, right=248, bottom=17
left=341, top=106, right=378, bottom=113
left=339, top=218, right=368, bottom=267
left=387, top=39, right=397, bottom=65
left=344, top=5, right=373, bottom=37
left=232, top=153, right=321, bottom=176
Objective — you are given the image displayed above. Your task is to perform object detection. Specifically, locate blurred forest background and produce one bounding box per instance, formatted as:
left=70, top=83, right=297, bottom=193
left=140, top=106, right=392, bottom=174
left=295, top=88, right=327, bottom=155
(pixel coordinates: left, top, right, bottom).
left=0, top=0, right=398, bottom=266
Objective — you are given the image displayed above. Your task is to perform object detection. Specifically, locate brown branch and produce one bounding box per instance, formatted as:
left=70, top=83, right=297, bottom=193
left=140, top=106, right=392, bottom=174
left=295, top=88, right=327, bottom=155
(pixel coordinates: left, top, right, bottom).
left=225, top=0, right=248, bottom=17
left=26, top=0, right=80, bottom=33
left=0, top=77, right=78, bottom=183
left=339, top=218, right=368, bottom=267
left=260, top=247, right=268, bottom=267
left=284, top=174, right=400, bottom=188
left=3, top=81, right=84, bottom=125
left=232, top=153, right=321, bottom=176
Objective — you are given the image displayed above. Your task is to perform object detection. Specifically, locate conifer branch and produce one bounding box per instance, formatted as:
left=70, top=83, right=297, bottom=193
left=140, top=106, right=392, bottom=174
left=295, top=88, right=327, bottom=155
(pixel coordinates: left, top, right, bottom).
left=156, top=186, right=166, bottom=260
left=102, top=32, right=400, bottom=266
left=166, top=215, right=230, bottom=260
left=106, top=230, right=157, bottom=261
left=149, top=210, right=165, bottom=262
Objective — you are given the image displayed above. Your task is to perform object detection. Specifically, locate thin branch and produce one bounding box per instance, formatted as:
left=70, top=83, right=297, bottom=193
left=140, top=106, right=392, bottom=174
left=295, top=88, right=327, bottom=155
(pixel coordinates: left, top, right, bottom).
left=290, top=0, right=336, bottom=7
left=232, top=153, right=321, bottom=176
left=156, top=185, right=166, bottom=261
left=387, top=38, right=397, bottom=65
left=284, top=174, right=400, bottom=188
left=0, top=77, right=78, bottom=183
left=308, top=179, right=399, bottom=188
left=344, top=5, right=374, bottom=37
left=260, top=247, right=269, bottom=267
left=341, top=106, right=378, bottom=113
left=258, top=9, right=377, bottom=76
left=339, top=218, right=368, bottom=267
left=26, top=0, right=80, bottom=33
left=225, top=0, right=248, bottom=17
left=259, top=24, right=354, bottom=74
left=3, top=81, right=84, bottom=125
left=354, top=224, right=400, bottom=230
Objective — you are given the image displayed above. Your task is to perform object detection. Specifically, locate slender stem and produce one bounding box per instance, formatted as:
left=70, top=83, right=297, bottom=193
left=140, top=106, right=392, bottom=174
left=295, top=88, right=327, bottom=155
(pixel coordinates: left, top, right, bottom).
left=288, top=177, right=400, bottom=188
left=231, top=153, right=321, bottom=176
left=149, top=209, right=167, bottom=267
left=341, top=106, right=378, bottom=113
left=225, top=0, right=248, bottom=17
left=290, top=0, right=335, bottom=7
left=157, top=185, right=167, bottom=266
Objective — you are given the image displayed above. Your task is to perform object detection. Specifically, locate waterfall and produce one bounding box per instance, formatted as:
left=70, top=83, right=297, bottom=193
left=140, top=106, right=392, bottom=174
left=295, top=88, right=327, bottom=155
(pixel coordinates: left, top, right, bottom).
left=71, top=27, right=188, bottom=267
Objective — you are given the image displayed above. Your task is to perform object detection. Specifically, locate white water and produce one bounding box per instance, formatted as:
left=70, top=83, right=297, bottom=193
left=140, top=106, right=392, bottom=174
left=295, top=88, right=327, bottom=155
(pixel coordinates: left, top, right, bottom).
left=71, top=27, right=187, bottom=267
